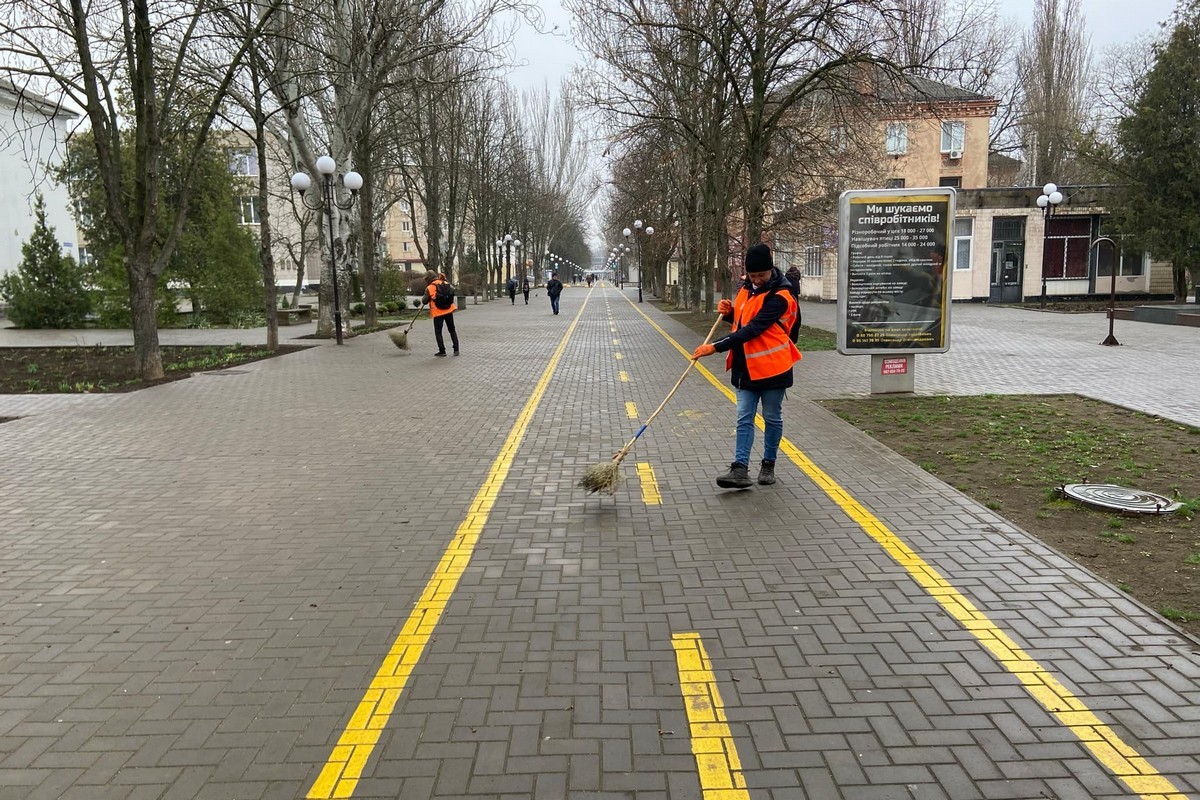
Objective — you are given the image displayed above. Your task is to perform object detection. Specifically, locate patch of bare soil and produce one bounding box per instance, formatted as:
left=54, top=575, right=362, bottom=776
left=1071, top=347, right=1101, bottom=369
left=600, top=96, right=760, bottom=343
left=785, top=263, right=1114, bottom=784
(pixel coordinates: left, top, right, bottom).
left=820, top=394, right=1200, bottom=639
left=0, top=345, right=308, bottom=395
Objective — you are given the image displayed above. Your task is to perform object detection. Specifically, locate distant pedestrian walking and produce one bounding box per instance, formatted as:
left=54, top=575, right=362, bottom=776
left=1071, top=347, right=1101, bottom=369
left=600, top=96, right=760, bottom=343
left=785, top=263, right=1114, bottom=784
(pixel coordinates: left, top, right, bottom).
left=422, top=271, right=459, bottom=357
left=506, top=277, right=517, bottom=305
left=546, top=273, right=563, bottom=315
left=521, top=276, right=531, bottom=305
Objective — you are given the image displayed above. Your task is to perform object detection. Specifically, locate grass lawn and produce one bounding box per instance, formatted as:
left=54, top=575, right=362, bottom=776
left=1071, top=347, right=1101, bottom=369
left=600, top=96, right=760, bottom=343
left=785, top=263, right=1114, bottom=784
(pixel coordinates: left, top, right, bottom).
left=654, top=300, right=1200, bottom=638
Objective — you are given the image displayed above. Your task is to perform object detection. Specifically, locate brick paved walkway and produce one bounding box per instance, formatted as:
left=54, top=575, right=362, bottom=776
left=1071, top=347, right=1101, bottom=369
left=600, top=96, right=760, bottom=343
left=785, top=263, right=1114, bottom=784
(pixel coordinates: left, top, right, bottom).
left=0, top=289, right=1197, bottom=799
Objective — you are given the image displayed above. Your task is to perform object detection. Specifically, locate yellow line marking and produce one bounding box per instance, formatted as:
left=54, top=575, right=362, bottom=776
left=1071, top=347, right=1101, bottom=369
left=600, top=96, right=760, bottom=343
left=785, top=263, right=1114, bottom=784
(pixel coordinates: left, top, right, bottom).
left=623, top=297, right=1188, bottom=800
left=619, top=371, right=629, bottom=382
left=614, top=352, right=623, bottom=360
left=306, top=295, right=594, bottom=799
left=635, top=462, right=661, bottom=505
left=612, top=338, right=619, bottom=345
left=625, top=402, right=638, bottom=419
left=672, top=633, right=750, bottom=799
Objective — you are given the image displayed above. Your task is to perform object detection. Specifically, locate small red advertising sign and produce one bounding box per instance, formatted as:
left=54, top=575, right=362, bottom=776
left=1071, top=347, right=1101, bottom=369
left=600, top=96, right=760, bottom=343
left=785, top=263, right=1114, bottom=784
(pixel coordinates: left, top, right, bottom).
left=880, top=357, right=908, bottom=375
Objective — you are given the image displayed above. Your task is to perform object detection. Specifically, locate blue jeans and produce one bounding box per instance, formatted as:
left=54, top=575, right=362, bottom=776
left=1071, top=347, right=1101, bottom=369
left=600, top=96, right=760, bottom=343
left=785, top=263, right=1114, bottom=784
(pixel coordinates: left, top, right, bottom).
left=734, top=387, right=785, bottom=465
left=550, top=295, right=560, bottom=314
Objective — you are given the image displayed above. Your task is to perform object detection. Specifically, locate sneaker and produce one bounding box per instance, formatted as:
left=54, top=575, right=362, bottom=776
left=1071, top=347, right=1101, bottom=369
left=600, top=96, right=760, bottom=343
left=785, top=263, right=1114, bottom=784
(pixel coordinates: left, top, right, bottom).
left=715, top=462, right=752, bottom=489
left=453, top=350, right=460, bottom=356
left=434, top=352, right=447, bottom=357
left=757, top=460, right=776, bottom=485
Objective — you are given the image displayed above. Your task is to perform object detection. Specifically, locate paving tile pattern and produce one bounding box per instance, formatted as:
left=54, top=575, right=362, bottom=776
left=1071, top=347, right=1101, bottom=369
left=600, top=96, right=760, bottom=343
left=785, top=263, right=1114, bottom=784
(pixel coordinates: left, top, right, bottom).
left=0, top=290, right=1197, bottom=799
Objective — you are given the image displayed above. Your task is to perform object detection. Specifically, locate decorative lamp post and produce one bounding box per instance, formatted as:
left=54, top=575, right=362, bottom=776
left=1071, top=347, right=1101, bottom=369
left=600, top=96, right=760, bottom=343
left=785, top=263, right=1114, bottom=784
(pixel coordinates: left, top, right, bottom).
left=497, top=233, right=523, bottom=287
left=624, top=221, right=653, bottom=302
left=1091, top=236, right=1121, bottom=346
left=291, top=158, right=363, bottom=345
left=1036, top=182, right=1063, bottom=310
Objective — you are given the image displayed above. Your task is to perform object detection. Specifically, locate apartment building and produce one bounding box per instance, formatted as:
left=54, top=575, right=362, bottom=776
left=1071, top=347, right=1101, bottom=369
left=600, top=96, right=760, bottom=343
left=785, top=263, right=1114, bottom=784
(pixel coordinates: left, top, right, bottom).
left=0, top=80, right=80, bottom=280
left=780, top=74, right=1168, bottom=305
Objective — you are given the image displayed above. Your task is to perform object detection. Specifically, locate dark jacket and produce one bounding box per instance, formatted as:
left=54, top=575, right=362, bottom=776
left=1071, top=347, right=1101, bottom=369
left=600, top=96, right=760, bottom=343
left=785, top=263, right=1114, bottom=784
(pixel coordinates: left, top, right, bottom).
left=713, top=268, right=795, bottom=390
left=547, top=279, right=563, bottom=297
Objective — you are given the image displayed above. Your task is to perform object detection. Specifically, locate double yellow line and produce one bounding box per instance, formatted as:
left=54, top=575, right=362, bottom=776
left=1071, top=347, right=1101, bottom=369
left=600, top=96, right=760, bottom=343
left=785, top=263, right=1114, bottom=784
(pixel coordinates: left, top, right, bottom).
left=308, top=287, right=1186, bottom=800
left=624, top=297, right=1187, bottom=800
left=306, top=294, right=593, bottom=798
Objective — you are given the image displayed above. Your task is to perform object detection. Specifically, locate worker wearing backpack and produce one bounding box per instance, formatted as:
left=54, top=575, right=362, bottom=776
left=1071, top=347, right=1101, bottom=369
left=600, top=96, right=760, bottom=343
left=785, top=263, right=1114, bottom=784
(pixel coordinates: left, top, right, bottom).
left=421, top=271, right=459, bottom=357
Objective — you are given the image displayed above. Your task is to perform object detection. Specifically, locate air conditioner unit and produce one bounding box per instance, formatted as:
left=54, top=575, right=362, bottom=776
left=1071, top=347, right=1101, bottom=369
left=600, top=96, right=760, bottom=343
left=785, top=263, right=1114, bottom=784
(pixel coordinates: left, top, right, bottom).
left=948, top=149, right=963, bottom=160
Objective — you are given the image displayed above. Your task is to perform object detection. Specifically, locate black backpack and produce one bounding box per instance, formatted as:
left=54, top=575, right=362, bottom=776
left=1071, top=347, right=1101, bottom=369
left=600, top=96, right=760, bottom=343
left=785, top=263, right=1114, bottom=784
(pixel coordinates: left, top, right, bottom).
left=764, top=286, right=800, bottom=344
left=433, top=282, right=455, bottom=310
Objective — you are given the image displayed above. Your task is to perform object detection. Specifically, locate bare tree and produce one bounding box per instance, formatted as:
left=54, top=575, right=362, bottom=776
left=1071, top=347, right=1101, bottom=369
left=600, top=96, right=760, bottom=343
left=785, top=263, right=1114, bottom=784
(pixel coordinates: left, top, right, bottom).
left=1015, top=0, right=1092, bottom=185
left=0, top=0, right=281, bottom=378
left=1088, top=33, right=1159, bottom=145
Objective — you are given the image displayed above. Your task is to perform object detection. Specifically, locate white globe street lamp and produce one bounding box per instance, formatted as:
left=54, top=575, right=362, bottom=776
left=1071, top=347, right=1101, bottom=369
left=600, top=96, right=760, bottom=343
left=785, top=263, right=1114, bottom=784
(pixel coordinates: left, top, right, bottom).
left=1036, top=183, right=1064, bottom=309
left=290, top=157, right=364, bottom=345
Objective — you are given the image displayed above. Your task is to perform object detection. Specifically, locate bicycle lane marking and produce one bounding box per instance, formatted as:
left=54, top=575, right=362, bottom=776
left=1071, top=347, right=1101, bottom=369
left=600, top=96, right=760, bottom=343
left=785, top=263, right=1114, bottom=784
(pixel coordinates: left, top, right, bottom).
left=623, top=295, right=1188, bottom=800
left=305, top=291, right=596, bottom=800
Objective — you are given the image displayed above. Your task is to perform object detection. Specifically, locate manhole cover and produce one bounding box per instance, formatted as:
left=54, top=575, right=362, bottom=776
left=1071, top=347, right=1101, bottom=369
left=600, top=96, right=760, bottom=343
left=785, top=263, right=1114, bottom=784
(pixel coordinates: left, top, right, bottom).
left=1060, top=483, right=1182, bottom=514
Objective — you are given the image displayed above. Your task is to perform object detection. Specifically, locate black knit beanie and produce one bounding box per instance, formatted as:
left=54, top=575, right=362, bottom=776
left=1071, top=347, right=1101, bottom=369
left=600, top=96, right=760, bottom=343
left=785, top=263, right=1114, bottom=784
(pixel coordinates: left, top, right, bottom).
left=745, top=243, right=773, bottom=272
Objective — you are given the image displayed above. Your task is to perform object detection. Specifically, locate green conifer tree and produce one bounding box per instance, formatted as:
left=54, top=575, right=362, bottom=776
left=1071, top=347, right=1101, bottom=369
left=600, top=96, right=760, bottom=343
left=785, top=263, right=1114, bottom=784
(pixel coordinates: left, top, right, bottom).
left=0, top=195, right=91, bottom=328
left=1110, top=1, right=1200, bottom=302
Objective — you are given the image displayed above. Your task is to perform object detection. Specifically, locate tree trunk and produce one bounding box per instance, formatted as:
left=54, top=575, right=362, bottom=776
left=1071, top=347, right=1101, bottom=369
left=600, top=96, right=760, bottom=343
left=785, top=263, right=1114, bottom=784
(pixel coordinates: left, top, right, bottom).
left=356, top=135, right=377, bottom=328
left=127, top=262, right=163, bottom=379
left=255, top=115, right=278, bottom=351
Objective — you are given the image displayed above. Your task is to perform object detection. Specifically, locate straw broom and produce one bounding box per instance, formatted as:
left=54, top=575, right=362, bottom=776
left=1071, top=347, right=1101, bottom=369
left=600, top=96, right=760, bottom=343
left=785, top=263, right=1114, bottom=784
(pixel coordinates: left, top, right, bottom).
left=578, top=313, right=725, bottom=495
left=388, top=306, right=426, bottom=350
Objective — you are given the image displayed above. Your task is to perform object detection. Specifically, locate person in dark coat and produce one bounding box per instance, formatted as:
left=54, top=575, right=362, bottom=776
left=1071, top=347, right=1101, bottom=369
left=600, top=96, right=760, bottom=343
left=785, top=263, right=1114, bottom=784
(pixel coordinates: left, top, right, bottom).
left=546, top=273, right=563, bottom=315
left=521, top=276, right=531, bottom=304
left=506, top=277, right=517, bottom=304
left=691, top=244, right=802, bottom=488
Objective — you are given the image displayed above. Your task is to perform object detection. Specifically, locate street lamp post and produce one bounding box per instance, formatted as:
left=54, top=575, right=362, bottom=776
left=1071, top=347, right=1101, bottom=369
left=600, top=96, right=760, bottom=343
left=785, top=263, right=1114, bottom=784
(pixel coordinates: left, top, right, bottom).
left=1091, top=236, right=1121, bottom=346
left=291, top=156, right=363, bottom=345
left=623, top=221, right=654, bottom=303
left=1036, top=182, right=1063, bottom=309
left=495, top=234, right=523, bottom=289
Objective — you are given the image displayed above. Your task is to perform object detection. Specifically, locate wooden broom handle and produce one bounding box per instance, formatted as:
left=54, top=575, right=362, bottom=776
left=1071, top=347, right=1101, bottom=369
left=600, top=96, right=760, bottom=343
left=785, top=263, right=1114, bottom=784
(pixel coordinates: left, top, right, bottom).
left=613, top=313, right=725, bottom=461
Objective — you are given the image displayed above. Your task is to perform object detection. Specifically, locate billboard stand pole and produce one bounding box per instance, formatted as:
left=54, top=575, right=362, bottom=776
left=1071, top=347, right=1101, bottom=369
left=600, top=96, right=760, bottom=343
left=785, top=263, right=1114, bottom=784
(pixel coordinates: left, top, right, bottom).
left=871, top=353, right=915, bottom=394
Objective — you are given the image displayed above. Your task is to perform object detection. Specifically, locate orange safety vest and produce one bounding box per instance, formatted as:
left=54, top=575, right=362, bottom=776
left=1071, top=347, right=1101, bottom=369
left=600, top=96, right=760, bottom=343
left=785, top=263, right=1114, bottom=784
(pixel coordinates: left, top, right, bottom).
left=726, top=286, right=802, bottom=380
left=426, top=280, right=456, bottom=317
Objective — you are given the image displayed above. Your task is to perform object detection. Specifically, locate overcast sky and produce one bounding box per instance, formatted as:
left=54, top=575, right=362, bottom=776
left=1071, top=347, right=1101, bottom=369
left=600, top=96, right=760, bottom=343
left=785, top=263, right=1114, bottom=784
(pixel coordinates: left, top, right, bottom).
left=507, top=0, right=1182, bottom=247
left=508, top=0, right=1181, bottom=93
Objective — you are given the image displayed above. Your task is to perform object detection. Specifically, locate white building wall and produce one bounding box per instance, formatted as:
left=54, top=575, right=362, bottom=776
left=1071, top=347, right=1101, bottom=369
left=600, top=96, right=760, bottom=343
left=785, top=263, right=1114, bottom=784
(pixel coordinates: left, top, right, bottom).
left=0, top=87, right=80, bottom=279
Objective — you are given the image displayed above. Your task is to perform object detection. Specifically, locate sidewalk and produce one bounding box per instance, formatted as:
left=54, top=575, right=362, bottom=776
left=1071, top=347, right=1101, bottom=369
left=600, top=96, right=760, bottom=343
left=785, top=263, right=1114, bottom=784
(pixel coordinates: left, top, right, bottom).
left=0, top=288, right=1196, bottom=800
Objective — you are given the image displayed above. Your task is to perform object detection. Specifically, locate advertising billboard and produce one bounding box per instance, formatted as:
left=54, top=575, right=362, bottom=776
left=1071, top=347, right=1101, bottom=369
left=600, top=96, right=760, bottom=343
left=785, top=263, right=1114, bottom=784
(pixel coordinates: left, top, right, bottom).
left=837, top=188, right=956, bottom=354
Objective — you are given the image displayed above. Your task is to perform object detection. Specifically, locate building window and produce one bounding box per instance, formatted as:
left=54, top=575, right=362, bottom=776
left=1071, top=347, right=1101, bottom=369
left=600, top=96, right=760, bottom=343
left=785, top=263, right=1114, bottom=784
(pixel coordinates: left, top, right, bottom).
left=1096, top=242, right=1146, bottom=277
left=953, top=218, right=972, bottom=271
left=1043, top=216, right=1091, bottom=279
left=803, top=246, right=823, bottom=277
left=885, top=122, right=907, bottom=155
left=236, top=196, right=260, bottom=225
left=940, top=121, right=965, bottom=153
left=829, top=125, right=847, bottom=152
left=402, top=241, right=410, bottom=252
left=77, top=247, right=92, bottom=268
left=402, top=220, right=411, bottom=231
left=885, top=178, right=906, bottom=189
left=229, top=149, right=258, bottom=177
left=939, top=176, right=962, bottom=188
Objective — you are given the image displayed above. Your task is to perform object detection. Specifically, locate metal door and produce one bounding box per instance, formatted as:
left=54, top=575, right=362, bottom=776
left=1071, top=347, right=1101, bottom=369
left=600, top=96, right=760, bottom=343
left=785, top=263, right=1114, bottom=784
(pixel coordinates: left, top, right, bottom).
left=989, top=217, right=1026, bottom=303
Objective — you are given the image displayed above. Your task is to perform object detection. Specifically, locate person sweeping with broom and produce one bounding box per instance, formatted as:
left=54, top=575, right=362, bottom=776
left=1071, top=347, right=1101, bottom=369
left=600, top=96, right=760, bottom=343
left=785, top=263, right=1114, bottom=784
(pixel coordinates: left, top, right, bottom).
left=691, top=243, right=802, bottom=489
